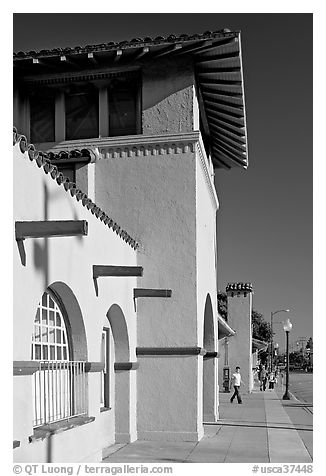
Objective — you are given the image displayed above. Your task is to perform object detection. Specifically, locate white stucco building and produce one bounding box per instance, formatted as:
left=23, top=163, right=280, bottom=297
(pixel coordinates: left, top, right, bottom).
left=13, top=28, right=248, bottom=462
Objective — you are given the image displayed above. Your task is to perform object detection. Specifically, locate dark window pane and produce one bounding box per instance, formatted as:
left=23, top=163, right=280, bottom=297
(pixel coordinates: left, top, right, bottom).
left=56, top=313, right=61, bottom=327
left=30, top=89, right=55, bottom=143
left=42, top=292, right=48, bottom=307
left=35, top=345, right=41, bottom=360
left=50, top=345, right=55, bottom=360
left=65, top=83, right=99, bottom=140
left=109, top=79, right=138, bottom=136
left=42, top=345, right=48, bottom=360
left=35, top=309, right=40, bottom=323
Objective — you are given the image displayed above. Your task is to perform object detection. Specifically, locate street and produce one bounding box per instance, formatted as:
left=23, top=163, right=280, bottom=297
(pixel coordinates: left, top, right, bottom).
left=288, top=372, right=313, bottom=403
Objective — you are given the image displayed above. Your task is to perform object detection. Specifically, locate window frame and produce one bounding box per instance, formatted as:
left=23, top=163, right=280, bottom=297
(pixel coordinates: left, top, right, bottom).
left=26, top=72, right=142, bottom=144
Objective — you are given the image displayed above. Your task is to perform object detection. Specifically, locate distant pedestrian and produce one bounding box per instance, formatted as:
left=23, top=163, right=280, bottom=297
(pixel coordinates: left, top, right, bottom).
left=230, top=366, right=243, bottom=404
left=259, top=365, right=268, bottom=391
left=268, top=372, right=276, bottom=390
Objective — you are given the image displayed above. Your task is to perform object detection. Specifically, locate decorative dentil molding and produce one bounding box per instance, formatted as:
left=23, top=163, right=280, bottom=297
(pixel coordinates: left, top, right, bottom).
left=49, top=131, right=218, bottom=210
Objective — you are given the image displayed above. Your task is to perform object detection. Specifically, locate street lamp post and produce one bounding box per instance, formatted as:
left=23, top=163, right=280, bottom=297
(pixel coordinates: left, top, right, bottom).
left=270, top=309, right=290, bottom=372
left=282, top=318, right=293, bottom=400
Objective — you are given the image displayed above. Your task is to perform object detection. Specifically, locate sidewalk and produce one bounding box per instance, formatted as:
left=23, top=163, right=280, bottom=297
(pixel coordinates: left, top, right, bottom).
left=103, top=386, right=313, bottom=463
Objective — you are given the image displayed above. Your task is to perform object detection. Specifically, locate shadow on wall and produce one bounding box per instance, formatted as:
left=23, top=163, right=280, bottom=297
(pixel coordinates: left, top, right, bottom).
left=31, top=180, right=82, bottom=289
left=107, top=304, right=130, bottom=362
left=142, top=57, right=194, bottom=111
left=33, top=184, right=49, bottom=290
left=46, top=431, right=54, bottom=463
left=204, top=294, right=215, bottom=352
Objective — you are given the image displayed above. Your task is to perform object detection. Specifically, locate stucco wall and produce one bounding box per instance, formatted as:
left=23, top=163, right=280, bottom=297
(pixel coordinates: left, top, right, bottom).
left=142, top=57, right=195, bottom=135
left=93, top=146, right=202, bottom=439
left=91, top=132, right=219, bottom=439
left=195, top=144, right=219, bottom=421
left=13, top=143, right=138, bottom=462
left=94, top=150, right=197, bottom=344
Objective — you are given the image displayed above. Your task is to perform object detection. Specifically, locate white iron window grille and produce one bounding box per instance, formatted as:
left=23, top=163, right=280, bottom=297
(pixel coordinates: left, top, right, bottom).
left=31, top=290, right=87, bottom=427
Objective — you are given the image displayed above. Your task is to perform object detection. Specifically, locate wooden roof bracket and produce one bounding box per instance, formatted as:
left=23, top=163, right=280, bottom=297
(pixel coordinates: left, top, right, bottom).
left=92, top=265, right=143, bottom=297
left=15, top=220, right=88, bottom=267
left=15, top=220, right=88, bottom=240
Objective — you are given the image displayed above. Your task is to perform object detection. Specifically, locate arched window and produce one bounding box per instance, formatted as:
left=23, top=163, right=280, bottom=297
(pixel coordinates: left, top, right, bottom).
left=31, top=289, right=87, bottom=427
left=31, top=290, right=70, bottom=362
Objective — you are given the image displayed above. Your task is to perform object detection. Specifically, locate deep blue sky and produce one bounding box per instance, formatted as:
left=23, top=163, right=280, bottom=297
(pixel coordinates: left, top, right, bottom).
left=13, top=13, right=313, bottom=349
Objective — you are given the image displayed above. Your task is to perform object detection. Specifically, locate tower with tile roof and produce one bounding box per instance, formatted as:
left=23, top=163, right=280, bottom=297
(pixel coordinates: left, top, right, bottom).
left=226, top=282, right=254, bottom=393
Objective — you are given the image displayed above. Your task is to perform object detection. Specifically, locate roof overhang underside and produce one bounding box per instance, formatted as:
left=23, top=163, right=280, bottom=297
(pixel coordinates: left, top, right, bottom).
left=14, top=29, right=248, bottom=170
left=218, top=315, right=235, bottom=339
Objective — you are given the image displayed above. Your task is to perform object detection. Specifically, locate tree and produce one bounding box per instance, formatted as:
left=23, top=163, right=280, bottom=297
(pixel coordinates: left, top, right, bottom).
left=259, top=349, right=269, bottom=366
left=289, top=351, right=304, bottom=366
left=252, top=310, right=272, bottom=342
left=306, top=337, right=313, bottom=351
left=217, top=291, right=228, bottom=321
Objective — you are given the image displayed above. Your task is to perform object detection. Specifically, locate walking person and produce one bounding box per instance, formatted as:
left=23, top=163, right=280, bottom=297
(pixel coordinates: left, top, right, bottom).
left=230, top=366, right=243, bottom=404
left=259, top=365, right=268, bottom=391
left=268, top=372, right=276, bottom=390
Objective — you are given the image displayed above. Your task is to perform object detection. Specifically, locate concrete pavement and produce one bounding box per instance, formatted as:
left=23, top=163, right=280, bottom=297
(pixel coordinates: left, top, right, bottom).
left=103, top=386, right=313, bottom=463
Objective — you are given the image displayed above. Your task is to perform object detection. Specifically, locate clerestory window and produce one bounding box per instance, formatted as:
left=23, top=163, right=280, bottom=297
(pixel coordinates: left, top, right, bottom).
left=30, top=87, right=55, bottom=143
left=27, top=73, right=141, bottom=144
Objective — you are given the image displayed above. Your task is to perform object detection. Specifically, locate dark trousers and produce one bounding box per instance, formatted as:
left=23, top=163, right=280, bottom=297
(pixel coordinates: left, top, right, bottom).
left=230, top=385, right=242, bottom=403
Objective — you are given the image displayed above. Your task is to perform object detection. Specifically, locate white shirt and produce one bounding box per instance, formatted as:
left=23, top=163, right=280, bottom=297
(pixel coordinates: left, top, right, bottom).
left=232, top=372, right=241, bottom=386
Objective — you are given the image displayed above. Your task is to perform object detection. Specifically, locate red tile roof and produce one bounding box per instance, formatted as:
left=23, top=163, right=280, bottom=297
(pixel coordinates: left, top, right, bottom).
left=13, top=29, right=235, bottom=59
left=13, top=127, right=139, bottom=250
left=14, top=29, right=248, bottom=170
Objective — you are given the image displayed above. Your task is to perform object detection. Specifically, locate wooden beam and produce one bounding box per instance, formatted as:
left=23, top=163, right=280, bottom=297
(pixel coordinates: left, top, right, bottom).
left=136, top=347, right=206, bottom=356
left=15, top=220, right=88, bottom=240
left=93, top=265, right=143, bottom=278
left=49, top=156, right=91, bottom=166
left=131, top=46, right=150, bottom=62
left=150, top=43, right=182, bottom=59
left=206, top=108, right=245, bottom=128
left=60, top=55, right=79, bottom=67
left=204, top=351, right=220, bottom=359
left=87, top=52, right=98, bottom=66
left=213, top=137, right=246, bottom=157
left=114, top=49, right=123, bottom=62
left=114, top=362, right=139, bottom=371
left=192, top=36, right=237, bottom=55
left=13, top=361, right=39, bottom=376
left=134, top=288, right=172, bottom=299
left=175, top=40, right=213, bottom=56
